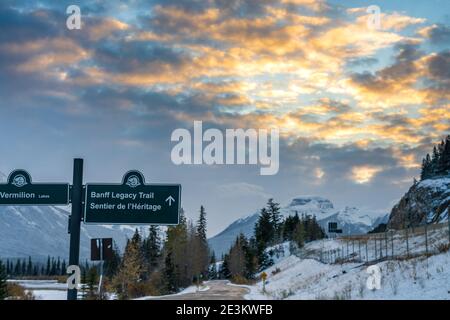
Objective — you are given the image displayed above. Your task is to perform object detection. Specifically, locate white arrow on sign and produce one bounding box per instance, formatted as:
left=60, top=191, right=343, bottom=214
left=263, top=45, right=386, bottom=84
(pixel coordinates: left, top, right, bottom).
left=165, top=195, right=175, bottom=206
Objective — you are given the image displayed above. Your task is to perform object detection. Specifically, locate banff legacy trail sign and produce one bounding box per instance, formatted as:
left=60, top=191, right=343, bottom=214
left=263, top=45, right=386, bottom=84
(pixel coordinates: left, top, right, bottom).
left=85, top=171, right=180, bottom=225
left=0, top=160, right=181, bottom=300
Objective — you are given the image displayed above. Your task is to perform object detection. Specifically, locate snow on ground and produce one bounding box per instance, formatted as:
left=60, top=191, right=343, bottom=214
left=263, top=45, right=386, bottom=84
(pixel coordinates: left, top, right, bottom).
left=31, top=290, right=67, bottom=300
left=7, top=280, right=85, bottom=300
left=246, top=238, right=450, bottom=300
left=135, top=283, right=210, bottom=300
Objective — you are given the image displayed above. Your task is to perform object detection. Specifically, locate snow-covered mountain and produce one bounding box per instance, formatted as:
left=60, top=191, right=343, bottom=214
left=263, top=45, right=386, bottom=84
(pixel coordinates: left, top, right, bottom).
left=0, top=205, right=135, bottom=261
left=388, top=177, right=450, bottom=229
left=208, top=196, right=388, bottom=257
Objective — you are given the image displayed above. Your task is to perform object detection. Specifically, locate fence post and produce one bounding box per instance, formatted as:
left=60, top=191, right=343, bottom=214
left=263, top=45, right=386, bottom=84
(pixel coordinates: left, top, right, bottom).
left=374, top=237, right=377, bottom=260
left=385, top=231, right=388, bottom=259
left=347, top=241, right=349, bottom=259
left=358, top=240, right=361, bottom=262
left=406, top=227, right=410, bottom=258
left=352, top=240, right=355, bottom=256
left=380, top=237, right=383, bottom=259
left=391, top=230, right=394, bottom=258
left=366, top=241, right=368, bottom=263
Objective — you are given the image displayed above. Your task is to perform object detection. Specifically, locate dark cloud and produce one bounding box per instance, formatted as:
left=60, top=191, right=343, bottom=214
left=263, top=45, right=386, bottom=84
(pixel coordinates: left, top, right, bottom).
left=428, top=50, right=450, bottom=81
left=427, top=24, right=450, bottom=45
left=346, top=57, right=378, bottom=68
left=349, top=41, right=423, bottom=91
left=93, top=41, right=188, bottom=73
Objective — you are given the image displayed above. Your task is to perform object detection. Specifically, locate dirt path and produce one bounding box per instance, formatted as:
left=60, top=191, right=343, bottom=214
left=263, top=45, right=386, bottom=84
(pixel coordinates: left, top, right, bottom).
left=154, top=280, right=250, bottom=300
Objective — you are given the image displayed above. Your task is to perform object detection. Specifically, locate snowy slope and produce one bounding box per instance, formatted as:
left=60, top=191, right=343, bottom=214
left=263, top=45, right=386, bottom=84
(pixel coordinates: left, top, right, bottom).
left=245, top=235, right=450, bottom=300
left=0, top=205, right=135, bottom=260
left=208, top=213, right=259, bottom=258
left=208, top=196, right=388, bottom=257
left=388, top=177, right=450, bottom=228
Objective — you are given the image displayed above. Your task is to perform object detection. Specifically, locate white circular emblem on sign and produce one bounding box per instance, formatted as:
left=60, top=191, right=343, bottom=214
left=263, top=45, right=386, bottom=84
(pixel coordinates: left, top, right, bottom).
left=126, top=175, right=141, bottom=188
left=12, top=174, right=28, bottom=188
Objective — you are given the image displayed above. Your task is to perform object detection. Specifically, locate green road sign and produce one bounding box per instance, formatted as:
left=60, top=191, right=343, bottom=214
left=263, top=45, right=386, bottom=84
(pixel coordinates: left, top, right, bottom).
left=0, top=170, right=70, bottom=205
left=84, top=171, right=181, bottom=225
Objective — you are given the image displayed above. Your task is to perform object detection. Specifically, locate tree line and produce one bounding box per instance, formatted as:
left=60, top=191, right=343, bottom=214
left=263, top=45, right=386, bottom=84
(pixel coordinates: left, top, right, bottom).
left=1, top=199, right=326, bottom=299
left=220, top=199, right=325, bottom=282
left=1, top=256, right=67, bottom=278
left=421, top=135, right=450, bottom=180
left=86, top=206, right=212, bottom=299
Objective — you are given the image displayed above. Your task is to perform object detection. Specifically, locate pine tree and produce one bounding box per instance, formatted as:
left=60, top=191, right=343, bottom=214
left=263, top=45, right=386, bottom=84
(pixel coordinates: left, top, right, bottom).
left=61, top=260, right=67, bottom=276
left=21, top=259, right=26, bottom=276
left=293, top=219, right=306, bottom=247
left=208, top=253, right=217, bottom=280
left=163, top=211, right=190, bottom=289
left=26, top=257, right=32, bottom=276
left=228, top=235, right=246, bottom=278
left=254, top=208, right=274, bottom=248
left=104, top=242, right=121, bottom=279
left=220, top=254, right=231, bottom=279
left=46, top=256, right=51, bottom=275
left=193, top=206, right=209, bottom=280
left=143, top=226, right=161, bottom=275
left=86, top=267, right=98, bottom=300
left=0, top=260, right=7, bottom=300
left=197, top=206, right=207, bottom=242
left=441, top=136, right=450, bottom=175
left=267, top=199, right=282, bottom=240
left=112, top=229, right=146, bottom=299
left=6, top=260, right=10, bottom=276
left=163, top=251, right=177, bottom=293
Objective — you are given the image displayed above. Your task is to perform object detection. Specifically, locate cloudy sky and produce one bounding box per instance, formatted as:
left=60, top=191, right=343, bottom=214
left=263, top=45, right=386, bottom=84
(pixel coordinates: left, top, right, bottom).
left=0, top=0, right=448, bottom=236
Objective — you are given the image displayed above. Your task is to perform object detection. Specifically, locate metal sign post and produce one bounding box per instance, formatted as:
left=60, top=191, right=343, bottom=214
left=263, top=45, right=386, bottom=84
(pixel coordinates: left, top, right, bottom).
left=67, top=158, right=84, bottom=301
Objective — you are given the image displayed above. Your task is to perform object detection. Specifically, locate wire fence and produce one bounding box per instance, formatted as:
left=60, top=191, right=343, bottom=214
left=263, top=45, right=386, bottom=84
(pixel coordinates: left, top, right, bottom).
left=293, top=221, right=450, bottom=265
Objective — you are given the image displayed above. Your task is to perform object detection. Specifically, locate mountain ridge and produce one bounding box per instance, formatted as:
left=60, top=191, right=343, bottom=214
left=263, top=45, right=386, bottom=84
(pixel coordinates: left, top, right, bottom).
left=208, top=196, right=388, bottom=257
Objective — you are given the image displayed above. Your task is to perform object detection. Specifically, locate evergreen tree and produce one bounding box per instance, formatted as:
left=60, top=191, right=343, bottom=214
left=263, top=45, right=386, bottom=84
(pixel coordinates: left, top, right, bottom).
left=21, top=259, right=26, bottom=276
left=420, top=136, right=450, bottom=180
left=104, top=242, right=121, bottom=279
left=193, top=206, right=209, bottom=280
left=196, top=206, right=207, bottom=242
left=220, top=254, right=231, bottom=279
left=56, top=257, right=61, bottom=276
left=6, top=260, right=10, bottom=276
left=208, top=253, right=217, bottom=280
left=163, top=211, right=191, bottom=289
left=14, top=260, right=20, bottom=276
left=0, top=260, right=7, bottom=300
left=439, top=136, right=450, bottom=175
left=46, top=256, right=51, bottom=275
left=86, top=267, right=99, bottom=300
left=61, top=260, right=67, bottom=276
left=26, top=257, right=32, bottom=276
left=143, top=226, right=161, bottom=275
left=254, top=207, right=275, bottom=269
left=112, top=229, right=146, bottom=299
left=267, top=199, right=282, bottom=240
left=163, top=251, right=177, bottom=293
